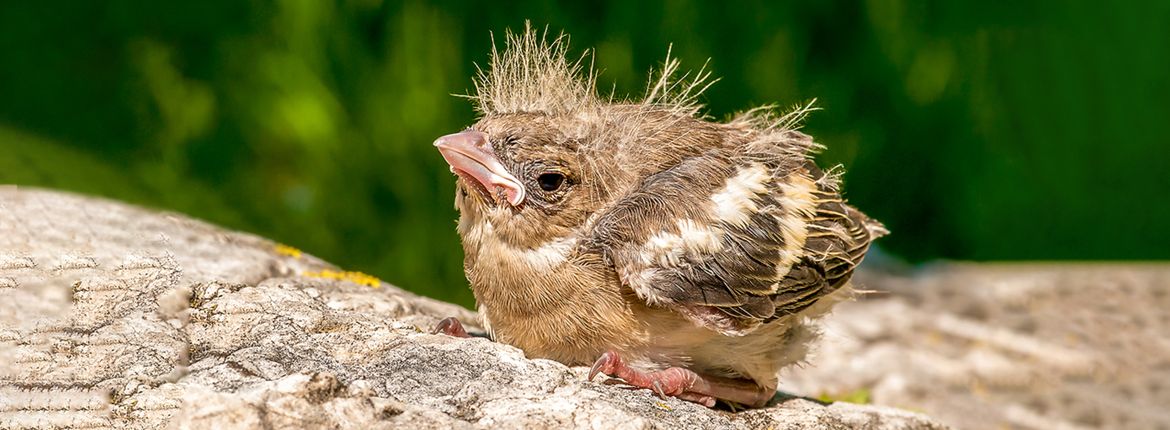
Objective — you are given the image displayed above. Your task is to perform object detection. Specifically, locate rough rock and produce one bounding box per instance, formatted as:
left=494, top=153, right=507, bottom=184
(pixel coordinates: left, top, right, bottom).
left=782, top=263, right=1170, bottom=430
left=0, top=187, right=946, bottom=429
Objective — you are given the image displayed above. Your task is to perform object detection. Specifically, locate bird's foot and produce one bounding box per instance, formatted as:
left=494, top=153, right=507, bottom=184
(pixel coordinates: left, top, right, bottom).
left=588, top=350, right=773, bottom=408
left=431, top=317, right=470, bottom=338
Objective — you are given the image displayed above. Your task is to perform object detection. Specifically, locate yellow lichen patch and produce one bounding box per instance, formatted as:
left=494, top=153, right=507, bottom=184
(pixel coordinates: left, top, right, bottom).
left=302, top=269, right=382, bottom=288
left=274, top=244, right=303, bottom=259
left=817, top=388, right=872, bottom=404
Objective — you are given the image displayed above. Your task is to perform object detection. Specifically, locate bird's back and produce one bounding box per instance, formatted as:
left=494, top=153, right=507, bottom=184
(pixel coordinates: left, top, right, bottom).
left=588, top=116, right=885, bottom=337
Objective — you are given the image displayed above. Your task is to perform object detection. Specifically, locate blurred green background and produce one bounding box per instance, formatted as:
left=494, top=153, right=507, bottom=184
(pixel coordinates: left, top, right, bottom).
left=1, top=1, right=1166, bottom=307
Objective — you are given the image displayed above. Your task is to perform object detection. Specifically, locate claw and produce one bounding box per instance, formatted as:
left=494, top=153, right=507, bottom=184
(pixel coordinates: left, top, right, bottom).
left=588, top=350, right=618, bottom=382
left=651, top=380, right=667, bottom=399
left=432, top=317, right=469, bottom=337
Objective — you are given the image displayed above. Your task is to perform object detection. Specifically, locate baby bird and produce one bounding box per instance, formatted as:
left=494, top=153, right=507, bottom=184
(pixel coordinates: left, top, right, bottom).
left=432, top=26, right=886, bottom=408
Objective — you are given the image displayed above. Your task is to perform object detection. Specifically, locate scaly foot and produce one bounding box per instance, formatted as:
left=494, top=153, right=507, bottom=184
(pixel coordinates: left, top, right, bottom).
left=588, top=350, right=774, bottom=408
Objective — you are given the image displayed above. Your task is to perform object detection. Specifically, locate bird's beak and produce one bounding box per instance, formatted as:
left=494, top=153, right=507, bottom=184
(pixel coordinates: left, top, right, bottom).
left=434, top=131, right=526, bottom=206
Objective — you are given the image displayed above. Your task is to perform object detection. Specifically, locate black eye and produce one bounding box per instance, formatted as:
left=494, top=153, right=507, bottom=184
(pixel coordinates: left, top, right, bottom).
left=537, top=172, right=566, bottom=192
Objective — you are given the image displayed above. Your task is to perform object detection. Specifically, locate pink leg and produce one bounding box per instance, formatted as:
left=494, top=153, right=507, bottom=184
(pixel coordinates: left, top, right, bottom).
left=431, top=317, right=470, bottom=338
left=588, top=350, right=774, bottom=408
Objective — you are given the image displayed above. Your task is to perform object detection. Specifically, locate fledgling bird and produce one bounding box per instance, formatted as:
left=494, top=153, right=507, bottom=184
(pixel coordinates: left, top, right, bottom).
left=432, top=27, right=886, bottom=408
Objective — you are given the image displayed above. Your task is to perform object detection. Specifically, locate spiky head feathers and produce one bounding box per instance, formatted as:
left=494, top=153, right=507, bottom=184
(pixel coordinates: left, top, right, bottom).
left=468, top=23, right=822, bottom=172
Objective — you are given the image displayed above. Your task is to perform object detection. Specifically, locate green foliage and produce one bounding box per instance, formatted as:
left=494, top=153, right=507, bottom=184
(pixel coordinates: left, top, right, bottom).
left=1, top=1, right=1166, bottom=306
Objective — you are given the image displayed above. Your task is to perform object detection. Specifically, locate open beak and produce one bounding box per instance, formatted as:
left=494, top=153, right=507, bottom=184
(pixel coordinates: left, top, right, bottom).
left=434, top=131, right=526, bottom=206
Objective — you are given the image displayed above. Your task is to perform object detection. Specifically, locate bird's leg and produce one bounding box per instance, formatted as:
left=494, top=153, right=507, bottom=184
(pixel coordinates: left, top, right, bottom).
left=588, top=350, right=774, bottom=408
left=431, top=317, right=470, bottom=338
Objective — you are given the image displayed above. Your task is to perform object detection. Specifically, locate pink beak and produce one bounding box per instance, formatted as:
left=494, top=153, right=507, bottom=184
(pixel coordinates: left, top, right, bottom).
left=434, top=131, right=526, bottom=206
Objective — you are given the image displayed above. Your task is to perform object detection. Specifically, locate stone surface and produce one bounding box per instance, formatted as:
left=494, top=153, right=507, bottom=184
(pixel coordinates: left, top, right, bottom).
left=782, top=263, right=1170, bottom=430
left=0, top=187, right=945, bottom=429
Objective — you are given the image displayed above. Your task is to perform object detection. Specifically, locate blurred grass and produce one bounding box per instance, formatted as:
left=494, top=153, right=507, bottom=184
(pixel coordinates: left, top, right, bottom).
left=1, top=1, right=1166, bottom=307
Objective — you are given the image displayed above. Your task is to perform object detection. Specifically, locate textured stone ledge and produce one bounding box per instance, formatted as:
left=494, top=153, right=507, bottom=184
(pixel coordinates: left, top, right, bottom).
left=0, top=187, right=946, bottom=429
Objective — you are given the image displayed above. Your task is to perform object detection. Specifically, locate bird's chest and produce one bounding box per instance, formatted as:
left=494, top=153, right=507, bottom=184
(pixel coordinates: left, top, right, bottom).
left=466, top=247, right=640, bottom=365
left=479, top=302, right=623, bottom=366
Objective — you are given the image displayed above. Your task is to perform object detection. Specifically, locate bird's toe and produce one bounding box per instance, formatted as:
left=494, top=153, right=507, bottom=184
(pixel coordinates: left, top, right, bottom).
left=431, top=316, right=470, bottom=338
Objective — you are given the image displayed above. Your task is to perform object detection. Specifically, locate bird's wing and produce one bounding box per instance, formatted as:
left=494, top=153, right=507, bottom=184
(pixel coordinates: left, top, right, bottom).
left=588, top=145, right=884, bottom=335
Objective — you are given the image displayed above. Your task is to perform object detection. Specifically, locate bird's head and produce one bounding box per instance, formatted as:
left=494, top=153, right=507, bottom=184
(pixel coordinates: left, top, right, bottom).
left=434, top=111, right=605, bottom=249
left=434, top=24, right=802, bottom=255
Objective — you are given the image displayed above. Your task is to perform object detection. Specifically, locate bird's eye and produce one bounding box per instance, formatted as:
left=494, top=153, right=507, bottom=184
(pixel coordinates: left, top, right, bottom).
left=537, top=172, right=566, bottom=192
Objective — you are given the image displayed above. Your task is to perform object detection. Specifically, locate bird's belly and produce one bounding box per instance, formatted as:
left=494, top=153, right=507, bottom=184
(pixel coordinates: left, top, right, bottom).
left=679, top=315, right=811, bottom=388
left=481, top=293, right=803, bottom=389
left=468, top=250, right=646, bottom=365
left=481, top=299, right=642, bottom=366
